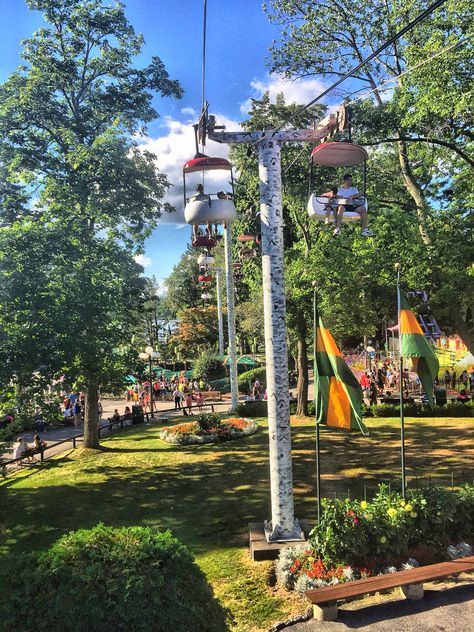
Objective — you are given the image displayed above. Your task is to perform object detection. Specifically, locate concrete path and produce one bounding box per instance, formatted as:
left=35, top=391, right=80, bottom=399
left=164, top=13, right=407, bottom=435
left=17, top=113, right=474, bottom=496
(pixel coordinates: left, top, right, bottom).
left=285, top=579, right=474, bottom=632
left=2, top=396, right=232, bottom=469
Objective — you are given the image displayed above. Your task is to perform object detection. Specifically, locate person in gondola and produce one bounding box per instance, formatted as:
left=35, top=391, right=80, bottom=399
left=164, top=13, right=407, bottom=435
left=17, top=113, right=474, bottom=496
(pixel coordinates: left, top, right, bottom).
left=333, top=174, right=374, bottom=237
left=192, top=184, right=209, bottom=239
left=320, top=186, right=338, bottom=225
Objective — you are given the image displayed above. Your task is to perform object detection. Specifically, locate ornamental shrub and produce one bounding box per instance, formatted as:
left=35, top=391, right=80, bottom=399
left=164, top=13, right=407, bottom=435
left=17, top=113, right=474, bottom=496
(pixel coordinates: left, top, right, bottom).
left=237, top=400, right=268, bottom=417
left=1, top=524, right=229, bottom=632
left=307, top=484, right=474, bottom=570
left=195, top=412, right=221, bottom=432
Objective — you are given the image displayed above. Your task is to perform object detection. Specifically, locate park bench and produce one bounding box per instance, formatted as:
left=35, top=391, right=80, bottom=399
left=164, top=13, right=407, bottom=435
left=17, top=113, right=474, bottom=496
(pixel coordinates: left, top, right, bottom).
left=16, top=446, right=45, bottom=466
left=202, top=390, right=223, bottom=401
left=305, top=555, right=474, bottom=621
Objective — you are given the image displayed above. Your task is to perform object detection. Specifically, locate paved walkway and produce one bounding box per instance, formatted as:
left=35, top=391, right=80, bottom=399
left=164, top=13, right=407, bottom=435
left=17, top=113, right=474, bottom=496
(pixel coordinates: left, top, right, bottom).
left=284, top=579, right=474, bottom=631
left=2, top=396, right=231, bottom=469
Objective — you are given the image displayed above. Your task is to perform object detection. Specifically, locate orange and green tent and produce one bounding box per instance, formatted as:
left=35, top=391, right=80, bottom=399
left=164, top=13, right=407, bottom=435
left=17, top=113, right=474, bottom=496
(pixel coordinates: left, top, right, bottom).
left=314, top=316, right=368, bottom=435
left=399, top=294, right=439, bottom=405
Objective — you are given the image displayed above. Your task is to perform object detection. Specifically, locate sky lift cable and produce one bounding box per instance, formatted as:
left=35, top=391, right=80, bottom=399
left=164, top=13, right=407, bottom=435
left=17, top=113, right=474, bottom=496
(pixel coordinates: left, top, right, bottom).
left=241, top=0, right=449, bottom=152
left=286, top=0, right=449, bottom=125
left=280, top=33, right=473, bottom=177
left=201, top=0, right=207, bottom=116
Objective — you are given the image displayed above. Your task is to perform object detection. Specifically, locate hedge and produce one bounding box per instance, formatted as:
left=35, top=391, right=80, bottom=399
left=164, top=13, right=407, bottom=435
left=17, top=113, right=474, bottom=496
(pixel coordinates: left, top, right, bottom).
left=238, top=367, right=266, bottom=394
left=1, top=524, right=229, bottom=632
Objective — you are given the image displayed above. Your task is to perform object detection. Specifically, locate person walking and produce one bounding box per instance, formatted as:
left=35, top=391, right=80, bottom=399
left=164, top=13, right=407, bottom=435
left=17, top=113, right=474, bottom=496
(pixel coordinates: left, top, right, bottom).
left=173, top=387, right=182, bottom=410
left=73, top=400, right=82, bottom=428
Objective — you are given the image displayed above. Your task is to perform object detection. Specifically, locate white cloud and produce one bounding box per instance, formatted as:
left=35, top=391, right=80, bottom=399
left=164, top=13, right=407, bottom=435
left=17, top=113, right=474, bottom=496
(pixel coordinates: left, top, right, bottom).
left=137, top=113, right=241, bottom=224
left=134, top=254, right=152, bottom=268
left=240, top=72, right=327, bottom=114
left=180, top=106, right=196, bottom=116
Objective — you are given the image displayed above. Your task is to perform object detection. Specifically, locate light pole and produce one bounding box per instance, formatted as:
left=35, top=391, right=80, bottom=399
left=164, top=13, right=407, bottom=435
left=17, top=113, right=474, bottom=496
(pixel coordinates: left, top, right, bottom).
left=139, top=345, right=154, bottom=417
left=223, top=226, right=239, bottom=411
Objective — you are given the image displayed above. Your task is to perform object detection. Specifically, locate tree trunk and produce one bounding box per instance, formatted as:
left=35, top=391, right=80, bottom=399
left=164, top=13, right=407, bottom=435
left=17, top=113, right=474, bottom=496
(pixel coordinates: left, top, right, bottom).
left=83, top=381, right=99, bottom=449
left=397, top=138, right=433, bottom=248
left=296, top=315, right=309, bottom=417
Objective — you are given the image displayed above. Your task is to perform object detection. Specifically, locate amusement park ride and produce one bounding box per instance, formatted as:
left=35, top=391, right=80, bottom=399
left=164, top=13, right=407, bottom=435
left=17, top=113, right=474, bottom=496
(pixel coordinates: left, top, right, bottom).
left=180, top=101, right=366, bottom=543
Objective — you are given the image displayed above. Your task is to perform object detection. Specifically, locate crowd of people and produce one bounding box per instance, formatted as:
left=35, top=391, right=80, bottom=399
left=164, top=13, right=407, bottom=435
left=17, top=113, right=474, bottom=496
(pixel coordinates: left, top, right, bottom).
left=62, top=392, right=103, bottom=427
left=358, top=359, right=473, bottom=404
left=127, top=374, right=212, bottom=415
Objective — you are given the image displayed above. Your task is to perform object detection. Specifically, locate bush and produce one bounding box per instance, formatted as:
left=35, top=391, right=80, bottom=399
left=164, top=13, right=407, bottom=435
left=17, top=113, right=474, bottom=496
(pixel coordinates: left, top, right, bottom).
left=209, top=377, right=230, bottom=392
left=371, top=402, right=474, bottom=418
left=1, top=524, right=229, bottom=632
left=195, top=412, right=221, bottom=432
left=308, top=484, right=474, bottom=569
left=238, top=367, right=266, bottom=394
left=278, top=484, right=474, bottom=592
left=193, top=353, right=226, bottom=382
left=237, top=400, right=268, bottom=417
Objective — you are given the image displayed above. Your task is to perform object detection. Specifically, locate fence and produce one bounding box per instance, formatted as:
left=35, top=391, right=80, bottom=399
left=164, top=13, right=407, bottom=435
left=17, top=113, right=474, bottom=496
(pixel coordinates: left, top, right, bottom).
left=316, top=469, right=474, bottom=503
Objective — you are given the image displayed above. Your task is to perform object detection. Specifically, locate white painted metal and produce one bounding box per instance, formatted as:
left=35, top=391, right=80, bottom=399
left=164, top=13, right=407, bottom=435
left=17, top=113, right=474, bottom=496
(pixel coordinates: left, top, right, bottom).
left=224, top=225, right=239, bottom=412
left=197, top=253, right=215, bottom=267
left=257, top=138, right=302, bottom=542
left=207, top=121, right=339, bottom=542
left=307, top=194, right=366, bottom=221
left=216, top=267, right=225, bottom=356
left=184, top=197, right=236, bottom=225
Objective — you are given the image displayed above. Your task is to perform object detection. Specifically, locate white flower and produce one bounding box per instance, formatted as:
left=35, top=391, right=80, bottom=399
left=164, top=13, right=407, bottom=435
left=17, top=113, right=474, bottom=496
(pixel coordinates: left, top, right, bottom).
left=448, top=542, right=472, bottom=560
left=343, top=566, right=355, bottom=581
left=384, top=566, right=397, bottom=574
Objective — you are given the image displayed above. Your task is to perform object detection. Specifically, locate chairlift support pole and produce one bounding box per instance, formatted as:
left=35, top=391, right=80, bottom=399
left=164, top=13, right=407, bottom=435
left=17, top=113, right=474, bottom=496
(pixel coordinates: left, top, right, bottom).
left=215, top=267, right=225, bottom=356
left=224, top=226, right=239, bottom=411
left=208, top=112, right=339, bottom=541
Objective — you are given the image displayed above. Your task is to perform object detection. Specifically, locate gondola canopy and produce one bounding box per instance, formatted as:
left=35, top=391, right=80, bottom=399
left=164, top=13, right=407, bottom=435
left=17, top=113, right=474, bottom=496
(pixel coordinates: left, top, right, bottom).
left=310, top=142, right=368, bottom=167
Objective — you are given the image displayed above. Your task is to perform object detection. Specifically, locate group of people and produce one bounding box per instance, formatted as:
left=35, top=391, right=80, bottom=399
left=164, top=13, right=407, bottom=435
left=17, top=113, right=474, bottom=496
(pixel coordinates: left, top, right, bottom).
left=442, top=368, right=473, bottom=392
left=62, top=393, right=103, bottom=427
left=12, top=434, right=47, bottom=463
left=358, top=358, right=473, bottom=404
left=127, top=375, right=211, bottom=415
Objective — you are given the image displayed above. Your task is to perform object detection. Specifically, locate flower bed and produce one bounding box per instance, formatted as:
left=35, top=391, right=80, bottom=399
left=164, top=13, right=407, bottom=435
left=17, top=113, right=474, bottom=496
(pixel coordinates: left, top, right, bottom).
left=160, top=416, right=258, bottom=445
left=276, top=484, right=474, bottom=594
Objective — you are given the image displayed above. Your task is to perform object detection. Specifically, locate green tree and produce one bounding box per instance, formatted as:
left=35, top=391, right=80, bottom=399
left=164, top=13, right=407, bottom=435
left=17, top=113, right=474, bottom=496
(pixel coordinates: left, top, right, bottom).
left=0, top=0, right=182, bottom=446
left=162, top=245, right=201, bottom=317
left=265, top=0, right=474, bottom=351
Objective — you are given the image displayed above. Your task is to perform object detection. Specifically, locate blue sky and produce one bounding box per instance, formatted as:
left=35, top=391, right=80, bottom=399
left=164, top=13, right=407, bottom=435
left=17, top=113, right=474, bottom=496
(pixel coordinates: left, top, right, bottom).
left=0, top=0, right=329, bottom=288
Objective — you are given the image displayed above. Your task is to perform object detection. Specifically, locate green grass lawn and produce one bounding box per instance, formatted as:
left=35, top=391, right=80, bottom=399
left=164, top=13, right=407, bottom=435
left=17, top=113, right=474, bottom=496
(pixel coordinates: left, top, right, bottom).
left=1, top=415, right=473, bottom=631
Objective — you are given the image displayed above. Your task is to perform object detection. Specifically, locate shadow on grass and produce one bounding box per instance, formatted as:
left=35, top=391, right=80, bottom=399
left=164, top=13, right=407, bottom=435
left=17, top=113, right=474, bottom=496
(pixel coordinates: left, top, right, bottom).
left=0, top=417, right=472, bottom=588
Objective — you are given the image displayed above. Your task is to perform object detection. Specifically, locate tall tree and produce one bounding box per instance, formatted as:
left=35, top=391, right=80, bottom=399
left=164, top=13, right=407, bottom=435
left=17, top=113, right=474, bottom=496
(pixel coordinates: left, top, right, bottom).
left=265, top=0, right=473, bottom=351
left=0, top=0, right=182, bottom=446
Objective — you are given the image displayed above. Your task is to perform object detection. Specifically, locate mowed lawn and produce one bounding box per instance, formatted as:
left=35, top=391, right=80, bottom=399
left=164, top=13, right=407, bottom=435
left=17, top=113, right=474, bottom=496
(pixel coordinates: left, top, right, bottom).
left=0, top=415, right=473, bottom=631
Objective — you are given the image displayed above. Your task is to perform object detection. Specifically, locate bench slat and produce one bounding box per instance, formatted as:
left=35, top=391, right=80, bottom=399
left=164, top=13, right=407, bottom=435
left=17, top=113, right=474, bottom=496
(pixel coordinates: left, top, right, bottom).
left=305, top=556, right=474, bottom=604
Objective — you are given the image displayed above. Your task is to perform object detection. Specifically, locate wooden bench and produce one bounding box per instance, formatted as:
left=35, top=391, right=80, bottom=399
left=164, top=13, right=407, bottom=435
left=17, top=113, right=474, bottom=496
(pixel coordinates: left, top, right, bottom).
left=305, top=556, right=474, bottom=621
left=202, top=391, right=223, bottom=401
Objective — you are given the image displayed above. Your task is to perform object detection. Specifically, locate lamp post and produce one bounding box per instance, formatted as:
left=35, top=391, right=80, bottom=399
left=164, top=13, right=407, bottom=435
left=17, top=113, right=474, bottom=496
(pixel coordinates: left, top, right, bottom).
left=139, top=344, right=154, bottom=417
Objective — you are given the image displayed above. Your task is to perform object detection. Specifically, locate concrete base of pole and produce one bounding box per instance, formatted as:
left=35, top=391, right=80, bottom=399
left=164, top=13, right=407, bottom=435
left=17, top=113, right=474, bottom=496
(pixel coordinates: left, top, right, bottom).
left=264, top=518, right=306, bottom=543
left=249, top=521, right=312, bottom=561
